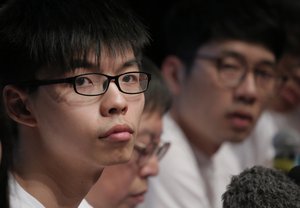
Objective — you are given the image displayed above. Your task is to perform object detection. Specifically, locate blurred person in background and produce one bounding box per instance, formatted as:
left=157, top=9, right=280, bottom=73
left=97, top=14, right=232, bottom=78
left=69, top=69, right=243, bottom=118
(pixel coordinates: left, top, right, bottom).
left=139, top=0, right=285, bottom=207
left=231, top=0, right=300, bottom=173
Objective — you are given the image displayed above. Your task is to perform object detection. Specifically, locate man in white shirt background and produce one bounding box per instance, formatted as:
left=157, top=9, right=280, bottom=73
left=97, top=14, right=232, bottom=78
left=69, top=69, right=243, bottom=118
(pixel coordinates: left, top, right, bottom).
left=139, top=0, right=285, bottom=207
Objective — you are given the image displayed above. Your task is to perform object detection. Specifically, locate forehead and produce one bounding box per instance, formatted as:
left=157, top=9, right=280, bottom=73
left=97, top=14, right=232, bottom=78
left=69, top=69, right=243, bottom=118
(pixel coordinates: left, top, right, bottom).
left=197, top=40, right=276, bottom=63
left=84, top=48, right=137, bottom=72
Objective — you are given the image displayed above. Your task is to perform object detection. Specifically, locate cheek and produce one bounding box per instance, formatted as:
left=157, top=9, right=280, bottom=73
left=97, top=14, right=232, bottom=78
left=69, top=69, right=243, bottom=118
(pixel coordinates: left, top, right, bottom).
left=182, top=77, right=228, bottom=117
left=31, top=96, right=98, bottom=152
left=256, top=93, right=272, bottom=113
left=36, top=103, right=94, bottom=132
left=126, top=95, right=145, bottom=122
left=105, top=165, right=137, bottom=199
left=179, top=78, right=235, bottom=140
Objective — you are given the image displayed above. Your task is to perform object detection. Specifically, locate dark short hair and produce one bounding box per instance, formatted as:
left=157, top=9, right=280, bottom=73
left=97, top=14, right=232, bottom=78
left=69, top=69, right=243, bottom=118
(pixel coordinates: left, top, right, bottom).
left=0, top=0, right=149, bottom=87
left=141, top=57, right=172, bottom=115
left=222, top=166, right=300, bottom=208
left=162, top=0, right=285, bottom=70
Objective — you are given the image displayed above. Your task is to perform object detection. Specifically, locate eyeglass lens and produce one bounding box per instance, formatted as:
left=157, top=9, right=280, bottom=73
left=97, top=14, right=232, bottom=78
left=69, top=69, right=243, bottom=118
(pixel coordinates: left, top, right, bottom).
left=197, top=53, right=279, bottom=91
left=135, top=142, right=170, bottom=167
left=74, top=72, right=149, bottom=96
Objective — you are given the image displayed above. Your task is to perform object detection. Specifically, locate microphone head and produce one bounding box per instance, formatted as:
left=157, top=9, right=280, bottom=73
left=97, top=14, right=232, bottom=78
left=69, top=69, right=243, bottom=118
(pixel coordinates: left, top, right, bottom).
left=222, top=166, right=300, bottom=208
left=273, top=129, right=300, bottom=151
left=272, top=129, right=300, bottom=172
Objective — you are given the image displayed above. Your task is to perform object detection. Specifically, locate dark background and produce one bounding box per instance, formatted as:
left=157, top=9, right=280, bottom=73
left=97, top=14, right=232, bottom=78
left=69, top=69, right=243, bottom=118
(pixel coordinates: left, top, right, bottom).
left=121, top=0, right=180, bottom=67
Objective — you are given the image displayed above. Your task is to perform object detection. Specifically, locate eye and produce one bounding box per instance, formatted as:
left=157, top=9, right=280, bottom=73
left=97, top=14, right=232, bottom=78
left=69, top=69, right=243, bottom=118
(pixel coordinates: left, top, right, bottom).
left=121, top=73, right=139, bottom=83
left=219, top=57, right=243, bottom=72
left=134, top=143, right=148, bottom=156
left=254, top=68, right=275, bottom=80
left=75, top=76, right=94, bottom=87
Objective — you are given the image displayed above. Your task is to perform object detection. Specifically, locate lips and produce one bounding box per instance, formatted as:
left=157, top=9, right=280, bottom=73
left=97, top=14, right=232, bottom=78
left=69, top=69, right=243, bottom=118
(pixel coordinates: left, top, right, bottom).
left=129, top=191, right=147, bottom=205
left=99, top=125, right=134, bottom=142
left=227, top=111, right=254, bottom=129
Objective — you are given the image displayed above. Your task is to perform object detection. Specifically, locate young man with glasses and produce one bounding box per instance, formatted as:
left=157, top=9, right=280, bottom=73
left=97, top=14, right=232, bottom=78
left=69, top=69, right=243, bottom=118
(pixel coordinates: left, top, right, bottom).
left=85, top=57, right=172, bottom=208
left=0, top=0, right=150, bottom=207
left=231, top=0, right=300, bottom=173
left=139, top=0, right=285, bottom=208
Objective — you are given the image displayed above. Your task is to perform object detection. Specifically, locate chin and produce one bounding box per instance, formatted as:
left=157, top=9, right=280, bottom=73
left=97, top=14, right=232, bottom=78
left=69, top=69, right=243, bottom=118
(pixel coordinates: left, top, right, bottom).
left=113, top=147, right=134, bottom=165
left=227, top=131, right=250, bottom=143
left=117, top=153, right=132, bottom=164
left=229, top=138, right=246, bottom=144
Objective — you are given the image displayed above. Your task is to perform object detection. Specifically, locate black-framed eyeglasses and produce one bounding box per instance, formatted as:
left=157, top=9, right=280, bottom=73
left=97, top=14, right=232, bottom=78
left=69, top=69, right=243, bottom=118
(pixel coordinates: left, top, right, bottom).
left=16, top=71, right=151, bottom=96
left=196, top=53, right=285, bottom=91
left=134, top=141, right=171, bottom=167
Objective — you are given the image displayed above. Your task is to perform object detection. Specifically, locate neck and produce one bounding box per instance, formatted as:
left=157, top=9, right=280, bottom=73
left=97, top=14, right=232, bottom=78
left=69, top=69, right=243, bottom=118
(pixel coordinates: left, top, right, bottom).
left=13, top=129, right=103, bottom=207
left=13, top=163, right=103, bottom=207
left=188, top=134, right=221, bottom=157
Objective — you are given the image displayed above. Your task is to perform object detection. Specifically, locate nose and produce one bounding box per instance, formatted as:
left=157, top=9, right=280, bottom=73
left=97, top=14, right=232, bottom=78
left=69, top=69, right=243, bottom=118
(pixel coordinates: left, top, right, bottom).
left=234, top=72, right=258, bottom=104
left=139, top=155, right=159, bottom=178
left=100, top=82, right=128, bottom=116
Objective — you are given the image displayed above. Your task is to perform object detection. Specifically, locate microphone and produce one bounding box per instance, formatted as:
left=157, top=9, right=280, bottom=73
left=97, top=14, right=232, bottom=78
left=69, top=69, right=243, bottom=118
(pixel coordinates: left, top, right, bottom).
left=222, top=166, right=300, bottom=208
left=272, top=129, right=300, bottom=173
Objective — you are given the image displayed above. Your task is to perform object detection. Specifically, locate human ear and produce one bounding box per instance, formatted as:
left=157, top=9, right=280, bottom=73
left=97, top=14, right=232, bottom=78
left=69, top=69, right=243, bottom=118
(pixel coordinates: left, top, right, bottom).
left=161, top=55, right=185, bottom=95
left=2, top=85, right=37, bottom=127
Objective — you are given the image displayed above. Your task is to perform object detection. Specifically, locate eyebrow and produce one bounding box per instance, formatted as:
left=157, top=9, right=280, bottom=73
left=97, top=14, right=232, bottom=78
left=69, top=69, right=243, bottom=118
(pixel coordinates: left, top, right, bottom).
left=219, top=50, right=244, bottom=59
left=123, top=59, right=140, bottom=68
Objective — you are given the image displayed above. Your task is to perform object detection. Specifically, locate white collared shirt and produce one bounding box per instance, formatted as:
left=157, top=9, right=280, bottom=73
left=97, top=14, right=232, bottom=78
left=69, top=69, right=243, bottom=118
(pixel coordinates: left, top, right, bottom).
left=138, top=113, right=242, bottom=208
left=9, top=174, right=93, bottom=208
left=9, top=174, right=44, bottom=208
